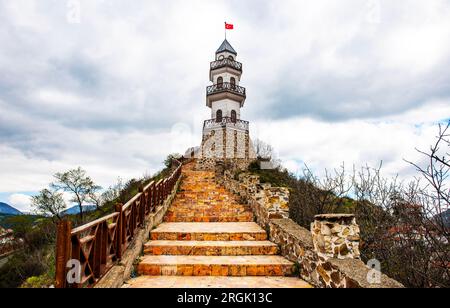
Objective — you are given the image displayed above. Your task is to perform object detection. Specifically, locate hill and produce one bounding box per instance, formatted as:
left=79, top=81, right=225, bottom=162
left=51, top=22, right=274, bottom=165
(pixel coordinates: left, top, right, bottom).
left=434, top=209, right=450, bottom=228
left=0, top=203, right=22, bottom=216
left=61, top=205, right=96, bottom=216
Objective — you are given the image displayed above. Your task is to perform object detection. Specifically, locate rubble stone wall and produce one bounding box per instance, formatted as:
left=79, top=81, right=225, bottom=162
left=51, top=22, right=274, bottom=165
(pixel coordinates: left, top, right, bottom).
left=215, top=166, right=404, bottom=288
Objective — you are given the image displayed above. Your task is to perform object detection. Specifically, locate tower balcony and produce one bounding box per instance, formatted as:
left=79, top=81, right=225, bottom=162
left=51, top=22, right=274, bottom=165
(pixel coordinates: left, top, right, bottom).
left=206, top=82, right=246, bottom=107
left=203, top=117, right=249, bottom=132
left=210, top=58, right=243, bottom=72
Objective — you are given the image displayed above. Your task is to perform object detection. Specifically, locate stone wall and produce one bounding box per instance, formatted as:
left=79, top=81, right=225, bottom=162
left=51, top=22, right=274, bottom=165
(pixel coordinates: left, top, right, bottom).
left=311, top=214, right=361, bottom=260
left=96, top=176, right=182, bottom=288
left=195, top=126, right=256, bottom=171
left=270, top=219, right=403, bottom=288
left=215, top=166, right=404, bottom=288
left=216, top=168, right=290, bottom=231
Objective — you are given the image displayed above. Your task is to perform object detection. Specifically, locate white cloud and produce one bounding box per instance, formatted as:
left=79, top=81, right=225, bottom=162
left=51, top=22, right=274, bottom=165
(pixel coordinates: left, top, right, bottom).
left=253, top=99, right=449, bottom=179
left=0, top=0, right=449, bottom=205
left=8, top=193, right=32, bottom=213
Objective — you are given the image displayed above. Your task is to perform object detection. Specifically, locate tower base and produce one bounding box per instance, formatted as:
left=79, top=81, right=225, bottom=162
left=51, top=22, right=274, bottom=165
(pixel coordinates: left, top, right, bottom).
left=195, top=126, right=256, bottom=171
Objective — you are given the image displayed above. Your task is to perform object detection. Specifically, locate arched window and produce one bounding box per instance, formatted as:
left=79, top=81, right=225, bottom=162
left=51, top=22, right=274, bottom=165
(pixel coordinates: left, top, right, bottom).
left=217, top=77, right=223, bottom=88
left=216, top=109, right=223, bottom=123
left=228, top=55, right=234, bottom=61
left=230, top=77, right=236, bottom=90
left=231, top=110, right=237, bottom=123
left=218, top=55, right=224, bottom=60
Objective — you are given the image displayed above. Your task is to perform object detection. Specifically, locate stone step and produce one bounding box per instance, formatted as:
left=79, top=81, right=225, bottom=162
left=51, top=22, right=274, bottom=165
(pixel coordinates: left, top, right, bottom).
left=164, top=209, right=254, bottom=222
left=144, top=240, right=278, bottom=256
left=137, top=255, right=294, bottom=276
left=172, top=197, right=240, bottom=204
left=167, top=205, right=250, bottom=211
left=124, top=276, right=312, bottom=288
left=150, top=222, right=267, bottom=241
left=164, top=215, right=254, bottom=223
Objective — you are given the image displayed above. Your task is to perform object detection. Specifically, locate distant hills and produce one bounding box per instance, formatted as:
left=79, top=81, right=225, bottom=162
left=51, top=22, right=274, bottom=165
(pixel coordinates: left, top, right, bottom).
left=435, top=209, right=450, bottom=228
left=61, top=205, right=96, bottom=216
left=0, top=202, right=22, bottom=216
left=0, top=201, right=97, bottom=217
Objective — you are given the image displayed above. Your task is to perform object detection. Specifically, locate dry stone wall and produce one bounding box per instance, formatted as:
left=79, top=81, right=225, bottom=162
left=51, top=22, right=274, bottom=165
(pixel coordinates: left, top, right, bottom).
left=311, top=214, right=361, bottom=260
left=215, top=166, right=404, bottom=288
left=216, top=168, right=290, bottom=231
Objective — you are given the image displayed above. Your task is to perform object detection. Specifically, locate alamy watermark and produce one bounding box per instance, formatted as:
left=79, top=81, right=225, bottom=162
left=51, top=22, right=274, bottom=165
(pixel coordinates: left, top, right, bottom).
left=366, top=259, right=382, bottom=284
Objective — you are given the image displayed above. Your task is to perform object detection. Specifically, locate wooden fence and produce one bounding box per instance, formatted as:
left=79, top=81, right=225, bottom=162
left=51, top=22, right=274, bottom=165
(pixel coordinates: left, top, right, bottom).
left=55, top=160, right=182, bottom=288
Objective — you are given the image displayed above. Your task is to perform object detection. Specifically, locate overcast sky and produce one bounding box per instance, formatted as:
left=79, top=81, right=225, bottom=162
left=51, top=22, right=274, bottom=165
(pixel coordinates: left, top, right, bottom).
left=1, top=0, right=449, bottom=212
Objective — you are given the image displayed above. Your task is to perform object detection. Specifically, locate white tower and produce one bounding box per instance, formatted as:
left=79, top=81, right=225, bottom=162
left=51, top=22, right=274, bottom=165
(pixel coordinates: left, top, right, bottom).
left=197, top=39, right=255, bottom=170
left=207, top=39, right=246, bottom=122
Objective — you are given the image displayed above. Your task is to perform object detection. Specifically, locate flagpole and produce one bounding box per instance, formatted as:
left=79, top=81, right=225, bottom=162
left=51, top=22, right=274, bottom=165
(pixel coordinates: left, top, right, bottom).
left=224, top=21, right=226, bottom=40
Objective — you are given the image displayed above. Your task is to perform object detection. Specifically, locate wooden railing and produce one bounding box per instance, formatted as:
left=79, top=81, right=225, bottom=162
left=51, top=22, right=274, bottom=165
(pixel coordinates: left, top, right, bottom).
left=55, top=160, right=182, bottom=288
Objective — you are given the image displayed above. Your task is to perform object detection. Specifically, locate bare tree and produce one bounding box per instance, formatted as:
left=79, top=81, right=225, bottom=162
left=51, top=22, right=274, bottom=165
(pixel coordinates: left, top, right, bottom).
left=290, top=155, right=449, bottom=287
left=100, top=177, right=124, bottom=205
left=403, top=122, right=450, bottom=287
left=406, top=122, right=449, bottom=219
left=88, top=190, right=103, bottom=210
left=31, top=189, right=66, bottom=222
left=51, top=167, right=100, bottom=221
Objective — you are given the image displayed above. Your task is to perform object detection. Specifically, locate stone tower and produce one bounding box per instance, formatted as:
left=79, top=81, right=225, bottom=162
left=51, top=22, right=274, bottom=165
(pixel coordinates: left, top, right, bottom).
left=196, top=39, right=255, bottom=170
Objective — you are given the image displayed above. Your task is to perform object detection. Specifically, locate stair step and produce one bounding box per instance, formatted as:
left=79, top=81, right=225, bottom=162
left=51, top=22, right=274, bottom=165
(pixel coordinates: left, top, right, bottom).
left=144, top=241, right=278, bottom=256
left=166, top=208, right=252, bottom=215
left=137, top=255, right=294, bottom=276
left=150, top=222, right=267, bottom=241
left=164, top=216, right=254, bottom=223
left=164, top=213, right=254, bottom=223
left=124, top=276, right=312, bottom=288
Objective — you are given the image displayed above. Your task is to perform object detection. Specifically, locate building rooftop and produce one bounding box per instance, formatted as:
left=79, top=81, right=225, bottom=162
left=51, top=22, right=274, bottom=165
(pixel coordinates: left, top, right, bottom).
left=216, top=39, right=237, bottom=55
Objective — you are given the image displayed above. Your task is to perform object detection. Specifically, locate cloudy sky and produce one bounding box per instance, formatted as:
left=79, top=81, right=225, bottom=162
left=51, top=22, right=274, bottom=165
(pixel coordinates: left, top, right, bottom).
left=1, top=0, right=449, bottom=212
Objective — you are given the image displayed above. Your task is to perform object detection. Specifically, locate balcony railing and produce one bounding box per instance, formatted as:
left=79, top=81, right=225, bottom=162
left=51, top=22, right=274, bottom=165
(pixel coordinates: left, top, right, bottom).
left=203, top=117, right=249, bottom=131
left=210, top=58, right=242, bottom=72
left=206, top=82, right=246, bottom=98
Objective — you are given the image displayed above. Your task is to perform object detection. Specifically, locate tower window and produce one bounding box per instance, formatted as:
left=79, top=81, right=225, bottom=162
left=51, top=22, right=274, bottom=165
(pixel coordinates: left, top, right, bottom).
left=230, top=77, right=236, bottom=90
left=216, top=109, right=223, bottom=122
left=228, top=55, right=234, bottom=61
left=231, top=110, right=237, bottom=123
left=217, top=77, right=223, bottom=88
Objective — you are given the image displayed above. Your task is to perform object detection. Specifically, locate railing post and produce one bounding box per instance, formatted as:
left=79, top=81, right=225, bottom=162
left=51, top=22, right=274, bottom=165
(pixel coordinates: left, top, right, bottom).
left=164, top=179, right=168, bottom=201
left=92, top=223, right=104, bottom=278
left=55, top=220, right=72, bottom=288
left=139, top=186, right=145, bottom=226
left=115, top=203, right=123, bottom=260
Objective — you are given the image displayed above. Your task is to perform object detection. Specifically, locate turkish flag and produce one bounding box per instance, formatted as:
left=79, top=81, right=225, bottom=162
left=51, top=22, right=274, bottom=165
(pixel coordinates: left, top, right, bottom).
left=225, top=23, right=234, bottom=30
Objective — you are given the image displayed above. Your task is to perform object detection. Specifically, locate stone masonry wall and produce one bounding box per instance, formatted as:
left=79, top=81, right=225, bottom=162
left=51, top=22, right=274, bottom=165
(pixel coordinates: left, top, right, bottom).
left=216, top=168, right=290, bottom=231
left=195, top=126, right=256, bottom=171
left=311, top=214, right=361, bottom=260
left=270, top=219, right=403, bottom=288
left=215, top=166, right=404, bottom=288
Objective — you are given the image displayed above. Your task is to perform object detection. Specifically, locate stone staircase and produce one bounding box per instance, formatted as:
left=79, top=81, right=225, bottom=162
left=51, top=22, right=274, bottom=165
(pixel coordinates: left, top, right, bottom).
left=125, top=163, right=311, bottom=288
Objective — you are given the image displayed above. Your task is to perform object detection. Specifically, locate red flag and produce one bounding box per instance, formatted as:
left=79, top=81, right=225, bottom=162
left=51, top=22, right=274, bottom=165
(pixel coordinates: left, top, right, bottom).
left=225, top=23, right=234, bottom=30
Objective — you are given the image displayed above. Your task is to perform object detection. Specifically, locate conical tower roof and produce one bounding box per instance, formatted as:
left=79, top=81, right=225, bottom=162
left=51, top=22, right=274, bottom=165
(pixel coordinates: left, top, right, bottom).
left=216, top=39, right=237, bottom=55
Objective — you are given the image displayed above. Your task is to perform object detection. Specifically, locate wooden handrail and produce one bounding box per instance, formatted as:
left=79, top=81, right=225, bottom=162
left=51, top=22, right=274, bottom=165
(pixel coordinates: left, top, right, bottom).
left=71, top=213, right=120, bottom=234
left=55, top=159, right=183, bottom=288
